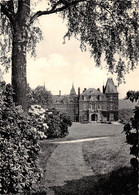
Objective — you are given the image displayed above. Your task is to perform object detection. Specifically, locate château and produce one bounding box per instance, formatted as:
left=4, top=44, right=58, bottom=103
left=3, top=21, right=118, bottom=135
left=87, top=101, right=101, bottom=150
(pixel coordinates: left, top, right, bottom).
left=53, top=78, right=118, bottom=123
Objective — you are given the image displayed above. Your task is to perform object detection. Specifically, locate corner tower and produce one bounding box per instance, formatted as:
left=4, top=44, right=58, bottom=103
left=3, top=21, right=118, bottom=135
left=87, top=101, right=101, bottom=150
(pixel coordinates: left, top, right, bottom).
left=104, top=78, right=119, bottom=121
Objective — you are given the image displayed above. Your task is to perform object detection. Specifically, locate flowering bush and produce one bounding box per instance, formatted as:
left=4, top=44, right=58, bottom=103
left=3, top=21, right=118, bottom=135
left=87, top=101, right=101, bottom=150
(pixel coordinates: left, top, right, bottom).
left=28, top=105, right=72, bottom=139
left=28, top=105, right=48, bottom=139
left=0, top=82, right=41, bottom=194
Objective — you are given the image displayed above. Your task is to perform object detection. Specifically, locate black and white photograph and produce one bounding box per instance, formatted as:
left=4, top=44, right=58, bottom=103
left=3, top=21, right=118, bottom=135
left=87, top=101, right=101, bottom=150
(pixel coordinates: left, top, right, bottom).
left=0, top=0, right=138, bottom=194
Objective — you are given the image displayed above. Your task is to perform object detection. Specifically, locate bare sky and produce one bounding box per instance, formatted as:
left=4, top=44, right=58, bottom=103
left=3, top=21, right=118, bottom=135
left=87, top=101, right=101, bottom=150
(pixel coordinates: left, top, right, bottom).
left=3, top=1, right=139, bottom=99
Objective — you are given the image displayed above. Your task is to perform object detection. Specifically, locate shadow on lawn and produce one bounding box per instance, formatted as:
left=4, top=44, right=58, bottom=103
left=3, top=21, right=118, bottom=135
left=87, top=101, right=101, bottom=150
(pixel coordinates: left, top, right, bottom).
left=49, top=166, right=138, bottom=195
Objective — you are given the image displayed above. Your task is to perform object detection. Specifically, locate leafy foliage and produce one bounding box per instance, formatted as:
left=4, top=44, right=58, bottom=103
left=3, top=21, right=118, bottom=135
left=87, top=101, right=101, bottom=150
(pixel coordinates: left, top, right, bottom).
left=0, top=1, right=43, bottom=72
left=27, top=85, right=71, bottom=139
left=27, top=85, right=54, bottom=109
left=28, top=104, right=48, bottom=139
left=0, top=81, right=41, bottom=194
left=28, top=104, right=72, bottom=139
left=59, top=0, right=138, bottom=83
left=122, top=91, right=139, bottom=171
left=33, top=86, right=54, bottom=109
left=126, top=90, right=139, bottom=102
left=118, top=108, right=134, bottom=123
left=45, top=109, right=72, bottom=138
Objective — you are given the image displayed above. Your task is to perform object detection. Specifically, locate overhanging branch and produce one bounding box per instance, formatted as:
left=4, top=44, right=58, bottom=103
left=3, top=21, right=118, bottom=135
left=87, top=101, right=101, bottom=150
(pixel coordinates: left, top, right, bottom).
left=30, top=0, right=86, bottom=24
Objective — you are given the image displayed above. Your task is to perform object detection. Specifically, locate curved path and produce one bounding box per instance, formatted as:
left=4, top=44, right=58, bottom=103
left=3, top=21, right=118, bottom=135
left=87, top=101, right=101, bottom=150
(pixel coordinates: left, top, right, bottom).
left=43, top=137, right=107, bottom=189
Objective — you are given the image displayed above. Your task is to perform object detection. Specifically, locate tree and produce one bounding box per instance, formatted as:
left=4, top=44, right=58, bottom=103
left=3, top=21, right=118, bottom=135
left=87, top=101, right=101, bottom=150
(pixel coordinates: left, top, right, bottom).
left=0, top=0, right=138, bottom=110
left=32, top=85, right=54, bottom=109
left=123, top=91, right=139, bottom=171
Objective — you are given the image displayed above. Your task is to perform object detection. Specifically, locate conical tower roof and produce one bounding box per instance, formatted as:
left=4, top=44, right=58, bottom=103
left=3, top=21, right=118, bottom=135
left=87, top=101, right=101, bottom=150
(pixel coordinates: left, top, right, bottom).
left=70, top=83, right=76, bottom=95
left=105, top=78, right=118, bottom=93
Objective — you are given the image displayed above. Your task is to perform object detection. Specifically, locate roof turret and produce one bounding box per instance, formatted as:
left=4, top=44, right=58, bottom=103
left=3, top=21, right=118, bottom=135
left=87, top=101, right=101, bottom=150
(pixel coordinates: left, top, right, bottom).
left=105, top=78, right=118, bottom=93
left=70, top=83, right=76, bottom=96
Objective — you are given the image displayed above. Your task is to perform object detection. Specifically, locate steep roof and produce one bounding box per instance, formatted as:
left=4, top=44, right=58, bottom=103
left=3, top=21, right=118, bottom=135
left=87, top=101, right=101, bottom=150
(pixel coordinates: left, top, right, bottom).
left=70, top=83, right=76, bottom=96
left=105, top=78, right=118, bottom=93
left=53, top=95, right=70, bottom=104
left=81, top=88, right=102, bottom=96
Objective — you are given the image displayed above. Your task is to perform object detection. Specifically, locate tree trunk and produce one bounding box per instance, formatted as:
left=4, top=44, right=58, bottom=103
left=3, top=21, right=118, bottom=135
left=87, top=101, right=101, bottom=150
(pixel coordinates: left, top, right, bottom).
left=12, top=0, right=30, bottom=111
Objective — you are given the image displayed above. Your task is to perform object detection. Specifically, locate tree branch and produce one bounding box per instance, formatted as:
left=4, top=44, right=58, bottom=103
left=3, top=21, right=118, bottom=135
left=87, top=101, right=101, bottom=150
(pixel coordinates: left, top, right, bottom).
left=75, top=2, right=117, bottom=25
left=30, top=0, right=117, bottom=26
left=0, top=2, right=15, bottom=25
left=30, top=0, right=85, bottom=24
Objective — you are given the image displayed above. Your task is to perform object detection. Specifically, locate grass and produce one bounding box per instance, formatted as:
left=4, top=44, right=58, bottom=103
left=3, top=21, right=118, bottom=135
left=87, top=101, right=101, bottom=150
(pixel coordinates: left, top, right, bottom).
left=51, top=167, right=138, bottom=195
left=31, top=142, right=58, bottom=195
left=50, top=130, right=138, bottom=195
left=46, top=122, right=124, bottom=142
left=82, top=133, right=131, bottom=175
left=33, top=123, right=138, bottom=195
left=38, top=141, right=58, bottom=171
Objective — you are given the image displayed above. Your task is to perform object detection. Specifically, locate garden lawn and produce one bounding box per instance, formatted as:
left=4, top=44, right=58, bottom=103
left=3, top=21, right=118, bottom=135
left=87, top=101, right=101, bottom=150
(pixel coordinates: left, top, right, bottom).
left=46, top=122, right=124, bottom=142
left=37, top=123, right=138, bottom=195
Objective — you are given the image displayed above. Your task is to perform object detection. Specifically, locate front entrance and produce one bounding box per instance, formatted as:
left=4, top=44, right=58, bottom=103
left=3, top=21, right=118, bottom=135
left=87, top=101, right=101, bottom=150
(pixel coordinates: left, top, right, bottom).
left=91, top=114, right=98, bottom=121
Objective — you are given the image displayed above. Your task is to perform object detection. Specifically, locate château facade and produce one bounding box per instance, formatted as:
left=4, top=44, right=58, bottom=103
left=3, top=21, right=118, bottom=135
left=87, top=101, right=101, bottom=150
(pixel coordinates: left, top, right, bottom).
left=53, top=78, right=118, bottom=123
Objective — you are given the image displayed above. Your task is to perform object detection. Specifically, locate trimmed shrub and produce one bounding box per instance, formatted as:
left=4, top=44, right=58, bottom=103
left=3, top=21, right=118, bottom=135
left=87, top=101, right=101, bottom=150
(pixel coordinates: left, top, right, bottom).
left=0, top=82, right=41, bottom=194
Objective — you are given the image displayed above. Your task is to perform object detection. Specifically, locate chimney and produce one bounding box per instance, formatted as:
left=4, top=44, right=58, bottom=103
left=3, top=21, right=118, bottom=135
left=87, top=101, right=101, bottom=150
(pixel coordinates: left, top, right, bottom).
left=102, top=85, right=105, bottom=94
left=59, top=90, right=61, bottom=96
left=83, top=88, right=87, bottom=93
left=115, top=85, right=117, bottom=91
left=78, top=87, right=80, bottom=96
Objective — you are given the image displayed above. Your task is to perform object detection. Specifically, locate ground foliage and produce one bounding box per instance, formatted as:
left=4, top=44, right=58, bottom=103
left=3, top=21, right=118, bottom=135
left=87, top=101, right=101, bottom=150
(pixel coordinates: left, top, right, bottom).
left=122, top=91, right=139, bottom=171
left=0, top=81, right=41, bottom=194
left=45, top=109, right=72, bottom=138
left=0, top=81, right=71, bottom=193
left=27, top=86, right=72, bottom=139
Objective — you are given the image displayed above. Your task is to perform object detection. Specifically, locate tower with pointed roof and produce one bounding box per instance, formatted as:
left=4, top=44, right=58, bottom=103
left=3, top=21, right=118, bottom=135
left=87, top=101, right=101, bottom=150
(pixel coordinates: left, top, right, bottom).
left=70, top=83, right=76, bottom=96
left=103, top=78, right=119, bottom=121
left=53, top=78, right=118, bottom=123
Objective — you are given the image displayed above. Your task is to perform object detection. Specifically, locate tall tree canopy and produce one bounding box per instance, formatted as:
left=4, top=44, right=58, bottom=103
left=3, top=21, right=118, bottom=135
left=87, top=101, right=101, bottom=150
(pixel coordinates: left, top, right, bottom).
left=32, top=85, right=54, bottom=109
left=0, top=0, right=138, bottom=110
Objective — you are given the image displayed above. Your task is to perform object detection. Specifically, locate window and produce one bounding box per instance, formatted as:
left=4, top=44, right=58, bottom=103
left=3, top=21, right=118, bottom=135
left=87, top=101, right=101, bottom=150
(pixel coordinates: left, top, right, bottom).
left=110, top=104, right=113, bottom=110
left=110, top=96, right=113, bottom=101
